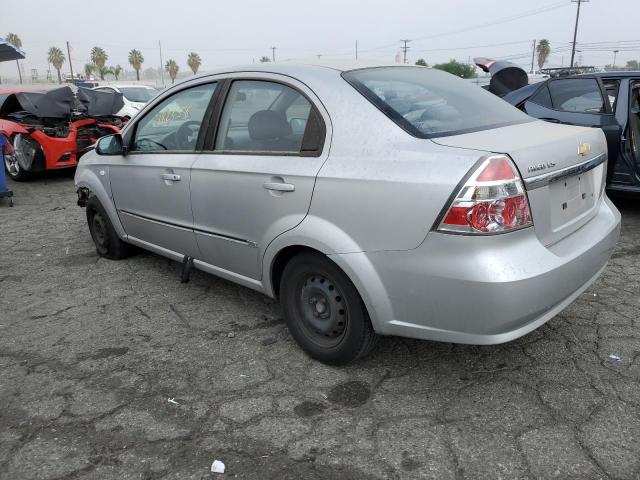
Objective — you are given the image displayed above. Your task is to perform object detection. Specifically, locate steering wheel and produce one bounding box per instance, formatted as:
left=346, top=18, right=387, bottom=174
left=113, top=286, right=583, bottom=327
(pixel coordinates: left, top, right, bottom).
left=176, top=121, right=201, bottom=150
left=135, top=137, right=167, bottom=151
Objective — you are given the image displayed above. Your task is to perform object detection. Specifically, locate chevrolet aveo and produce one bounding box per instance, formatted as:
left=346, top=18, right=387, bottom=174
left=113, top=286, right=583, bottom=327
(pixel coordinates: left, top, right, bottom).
left=75, top=64, right=621, bottom=365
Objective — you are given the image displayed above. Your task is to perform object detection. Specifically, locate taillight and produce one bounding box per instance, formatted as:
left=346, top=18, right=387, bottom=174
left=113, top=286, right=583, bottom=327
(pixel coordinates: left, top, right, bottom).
left=438, top=155, right=532, bottom=234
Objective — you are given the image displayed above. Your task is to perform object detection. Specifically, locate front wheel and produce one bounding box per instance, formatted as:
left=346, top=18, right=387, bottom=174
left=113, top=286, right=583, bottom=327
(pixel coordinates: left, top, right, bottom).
left=3, top=134, right=33, bottom=181
left=86, top=196, right=129, bottom=260
left=280, top=252, right=377, bottom=365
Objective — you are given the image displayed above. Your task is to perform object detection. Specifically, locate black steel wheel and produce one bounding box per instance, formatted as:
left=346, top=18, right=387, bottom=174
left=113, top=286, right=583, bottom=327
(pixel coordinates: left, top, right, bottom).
left=280, top=252, right=377, bottom=365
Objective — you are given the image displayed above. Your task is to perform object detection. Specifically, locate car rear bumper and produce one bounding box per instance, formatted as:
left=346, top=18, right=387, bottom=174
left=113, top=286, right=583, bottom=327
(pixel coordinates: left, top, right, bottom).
left=334, top=195, right=620, bottom=344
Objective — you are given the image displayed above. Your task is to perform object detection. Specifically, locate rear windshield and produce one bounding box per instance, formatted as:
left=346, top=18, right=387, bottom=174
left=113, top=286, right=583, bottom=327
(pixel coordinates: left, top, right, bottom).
left=119, top=87, right=158, bottom=103
left=342, top=67, right=532, bottom=138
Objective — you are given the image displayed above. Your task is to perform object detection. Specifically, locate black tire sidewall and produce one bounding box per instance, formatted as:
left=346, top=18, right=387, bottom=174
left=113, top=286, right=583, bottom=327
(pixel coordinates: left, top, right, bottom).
left=86, top=196, right=124, bottom=259
left=281, top=253, right=371, bottom=365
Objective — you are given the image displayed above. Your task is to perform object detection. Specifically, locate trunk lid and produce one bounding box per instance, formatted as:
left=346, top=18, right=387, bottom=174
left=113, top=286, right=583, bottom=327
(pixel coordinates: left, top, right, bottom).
left=432, top=120, right=607, bottom=246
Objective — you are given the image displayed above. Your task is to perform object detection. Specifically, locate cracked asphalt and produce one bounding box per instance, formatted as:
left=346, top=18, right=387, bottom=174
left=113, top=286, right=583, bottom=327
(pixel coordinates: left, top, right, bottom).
left=1, top=174, right=640, bottom=480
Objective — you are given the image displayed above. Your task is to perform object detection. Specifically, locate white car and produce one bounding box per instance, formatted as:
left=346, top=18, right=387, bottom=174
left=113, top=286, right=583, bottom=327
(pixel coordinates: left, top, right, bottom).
left=92, top=85, right=159, bottom=118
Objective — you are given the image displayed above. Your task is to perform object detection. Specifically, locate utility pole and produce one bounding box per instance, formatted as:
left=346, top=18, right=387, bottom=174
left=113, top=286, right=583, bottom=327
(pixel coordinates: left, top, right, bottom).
left=271, top=46, right=277, bottom=62
left=530, top=39, right=536, bottom=74
left=159, top=40, right=164, bottom=86
left=66, top=41, right=74, bottom=80
left=400, top=39, right=411, bottom=64
left=570, top=0, right=589, bottom=68
left=355, top=40, right=358, bottom=60
left=613, top=50, right=619, bottom=69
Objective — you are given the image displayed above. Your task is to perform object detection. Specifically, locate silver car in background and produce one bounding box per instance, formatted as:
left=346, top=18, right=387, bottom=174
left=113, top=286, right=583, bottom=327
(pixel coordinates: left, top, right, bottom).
left=75, top=64, right=620, bottom=364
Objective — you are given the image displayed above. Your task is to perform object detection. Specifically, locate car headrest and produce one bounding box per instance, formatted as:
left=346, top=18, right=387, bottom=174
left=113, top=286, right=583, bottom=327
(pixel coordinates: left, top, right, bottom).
left=248, top=110, right=291, bottom=141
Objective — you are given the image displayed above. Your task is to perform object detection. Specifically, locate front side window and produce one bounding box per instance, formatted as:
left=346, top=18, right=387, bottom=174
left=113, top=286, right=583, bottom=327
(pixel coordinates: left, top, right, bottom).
left=215, top=80, right=313, bottom=153
left=132, top=83, right=217, bottom=152
left=343, top=67, right=531, bottom=138
left=548, top=78, right=605, bottom=113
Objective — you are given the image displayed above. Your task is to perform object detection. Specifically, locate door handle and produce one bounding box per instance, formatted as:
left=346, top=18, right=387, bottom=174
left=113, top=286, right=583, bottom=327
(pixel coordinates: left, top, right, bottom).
left=263, top=182, right=295, bottom=192
left=160, top=173, right=181, bottom=181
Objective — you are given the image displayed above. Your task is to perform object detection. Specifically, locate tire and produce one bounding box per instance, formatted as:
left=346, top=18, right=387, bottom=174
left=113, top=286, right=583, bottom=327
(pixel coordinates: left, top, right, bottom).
left=86, top=196, right=129, bottom=260
left=280, top=252, right=378, bottom=365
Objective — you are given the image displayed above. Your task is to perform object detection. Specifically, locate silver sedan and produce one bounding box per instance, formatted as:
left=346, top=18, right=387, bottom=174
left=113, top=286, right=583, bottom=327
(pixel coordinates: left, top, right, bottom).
left=75, top=64, right=620, bottom=364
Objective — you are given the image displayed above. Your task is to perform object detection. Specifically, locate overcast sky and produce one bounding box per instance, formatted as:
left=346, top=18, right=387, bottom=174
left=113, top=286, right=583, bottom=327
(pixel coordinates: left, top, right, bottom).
left=2, top=0, right=638, bottom=81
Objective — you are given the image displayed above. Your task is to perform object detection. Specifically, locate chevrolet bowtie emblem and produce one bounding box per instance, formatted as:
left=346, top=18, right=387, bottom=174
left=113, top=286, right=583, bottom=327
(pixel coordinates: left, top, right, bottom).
left=578, top=143, right=591, bottom=156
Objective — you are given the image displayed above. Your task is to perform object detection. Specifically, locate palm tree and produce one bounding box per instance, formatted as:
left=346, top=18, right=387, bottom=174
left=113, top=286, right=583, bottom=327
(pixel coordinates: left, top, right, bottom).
left=128, top=49, right=144, bottom=81
left=6, top=33, right=23, bottom=84
left=112, top=64, right=123, bottom=80
left=90, top=46, right=109, bottom=79
left=84, top=63, right=95, bottom=79
left=165, top=59, right=179, bottom=83
left=259, top=56, right=271, bottom=63
left=536, top=39, right=551, bottom=71
left=47, top=46, right=66, bottom=84
left=96, top=65, right=110, bottom=80
left=187, top=52, right=201, bottom=75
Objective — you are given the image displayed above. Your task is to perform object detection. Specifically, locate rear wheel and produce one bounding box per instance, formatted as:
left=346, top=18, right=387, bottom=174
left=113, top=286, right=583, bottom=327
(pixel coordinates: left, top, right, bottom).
left=86, top=196, right=129, bottom=260
left=280, top=252, right=377, bottom=365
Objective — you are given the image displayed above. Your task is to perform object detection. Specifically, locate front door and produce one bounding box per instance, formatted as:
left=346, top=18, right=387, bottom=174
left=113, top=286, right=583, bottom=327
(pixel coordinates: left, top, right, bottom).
left=110, top=82, right=218, bottom=257
left=190, top=77, right=328, bottom=280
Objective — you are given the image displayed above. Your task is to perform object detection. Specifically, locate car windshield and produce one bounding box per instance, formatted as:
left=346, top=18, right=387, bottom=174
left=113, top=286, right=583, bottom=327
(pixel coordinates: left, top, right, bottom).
left=343, top=67, right=532, bottom=138
left=119, top=87, right=158, bottom=103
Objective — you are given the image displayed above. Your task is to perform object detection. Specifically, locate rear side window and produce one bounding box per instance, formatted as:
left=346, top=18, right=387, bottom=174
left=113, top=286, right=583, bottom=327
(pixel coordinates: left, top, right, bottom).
left=548, top=78, right=605, bottom=113
left=529, top=84, right=553, bottom=108
left=342, top=67, right=531, bottom=138
left=215, top=80, right=313, bottom=153
left=603, top=80, right=620, bottom=111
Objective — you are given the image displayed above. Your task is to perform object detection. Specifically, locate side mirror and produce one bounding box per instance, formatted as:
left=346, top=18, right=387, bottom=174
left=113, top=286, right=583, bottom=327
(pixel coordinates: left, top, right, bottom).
left=95, top=134, right=125, bottom=155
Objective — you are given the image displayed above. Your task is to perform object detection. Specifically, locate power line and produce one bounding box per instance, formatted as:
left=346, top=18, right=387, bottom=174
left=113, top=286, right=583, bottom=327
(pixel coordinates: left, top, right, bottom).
left=412, top=39, right=532, bottom=53
left=323, top=1, right=568, bottom=57
left=411, top=1, right=568, bottom=43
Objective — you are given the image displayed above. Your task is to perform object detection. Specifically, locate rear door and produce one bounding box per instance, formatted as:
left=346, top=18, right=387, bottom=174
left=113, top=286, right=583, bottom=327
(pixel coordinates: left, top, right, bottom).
left=523, top=77, right=613, bottom=126
left=523, top=77, right=620, bottom=180
left=190, top=74, right=329, bottom=280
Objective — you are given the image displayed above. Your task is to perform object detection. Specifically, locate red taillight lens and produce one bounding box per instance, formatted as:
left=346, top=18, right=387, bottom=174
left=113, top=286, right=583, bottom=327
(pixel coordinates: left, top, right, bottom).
left=438, top=155, right=533, bottom=234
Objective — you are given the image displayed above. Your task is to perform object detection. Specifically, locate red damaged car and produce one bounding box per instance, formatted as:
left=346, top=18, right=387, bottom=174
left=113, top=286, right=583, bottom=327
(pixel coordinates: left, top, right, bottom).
left=0, top=86, right=126, bottom=180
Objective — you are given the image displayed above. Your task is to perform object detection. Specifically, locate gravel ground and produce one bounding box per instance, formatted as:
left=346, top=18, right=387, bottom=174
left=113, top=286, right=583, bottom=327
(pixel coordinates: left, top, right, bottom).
left=1, top=174, right=640, bottom=480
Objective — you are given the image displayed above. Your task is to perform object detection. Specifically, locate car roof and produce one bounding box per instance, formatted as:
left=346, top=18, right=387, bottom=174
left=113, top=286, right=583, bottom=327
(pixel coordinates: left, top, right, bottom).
left=579, top=71, right=640, bottom=79
left=183, top=62, right=417, bottom=82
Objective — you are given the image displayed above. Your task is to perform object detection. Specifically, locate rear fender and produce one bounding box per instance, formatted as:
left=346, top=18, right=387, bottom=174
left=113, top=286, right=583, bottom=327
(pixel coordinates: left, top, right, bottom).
left=261, top=215, right=393, bottom=329
left=75, top=166, right=126, bottom=239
